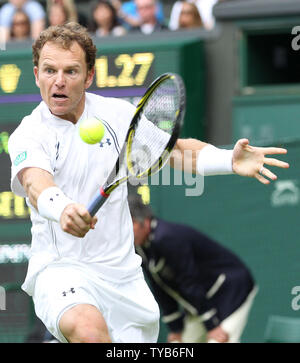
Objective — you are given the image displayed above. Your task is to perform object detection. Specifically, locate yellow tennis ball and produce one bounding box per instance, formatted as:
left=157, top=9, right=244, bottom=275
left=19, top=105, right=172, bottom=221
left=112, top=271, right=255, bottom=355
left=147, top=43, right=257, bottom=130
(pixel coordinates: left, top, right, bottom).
left=79, top=117, right=105, bottom=144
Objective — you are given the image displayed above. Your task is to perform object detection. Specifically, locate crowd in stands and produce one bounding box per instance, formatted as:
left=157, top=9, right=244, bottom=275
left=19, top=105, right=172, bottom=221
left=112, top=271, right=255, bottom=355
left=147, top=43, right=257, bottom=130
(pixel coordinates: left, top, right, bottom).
left=0, top=0, right=222, bottom=42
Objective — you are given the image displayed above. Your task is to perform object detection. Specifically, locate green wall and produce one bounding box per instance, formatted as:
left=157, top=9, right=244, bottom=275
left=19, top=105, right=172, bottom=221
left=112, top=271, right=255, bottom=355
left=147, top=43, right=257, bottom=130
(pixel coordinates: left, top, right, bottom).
left=148, top=138, right=297, bottom=342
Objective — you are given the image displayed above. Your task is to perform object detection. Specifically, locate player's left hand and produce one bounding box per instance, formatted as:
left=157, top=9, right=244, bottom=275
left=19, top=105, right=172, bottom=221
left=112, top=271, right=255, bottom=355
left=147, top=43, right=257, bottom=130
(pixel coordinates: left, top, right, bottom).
left=232, top=138, right=289, bottom=184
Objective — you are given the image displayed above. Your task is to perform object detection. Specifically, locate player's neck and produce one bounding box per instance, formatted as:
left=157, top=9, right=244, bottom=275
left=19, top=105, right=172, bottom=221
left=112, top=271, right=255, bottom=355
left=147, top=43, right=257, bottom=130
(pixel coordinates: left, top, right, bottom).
left=50, top=93, right=86, bottom=124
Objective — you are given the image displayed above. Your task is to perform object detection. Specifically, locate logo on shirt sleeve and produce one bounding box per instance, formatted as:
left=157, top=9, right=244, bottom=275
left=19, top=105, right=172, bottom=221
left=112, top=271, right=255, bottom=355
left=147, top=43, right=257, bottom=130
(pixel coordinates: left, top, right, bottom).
left=14, top=151, right=27, bottom=166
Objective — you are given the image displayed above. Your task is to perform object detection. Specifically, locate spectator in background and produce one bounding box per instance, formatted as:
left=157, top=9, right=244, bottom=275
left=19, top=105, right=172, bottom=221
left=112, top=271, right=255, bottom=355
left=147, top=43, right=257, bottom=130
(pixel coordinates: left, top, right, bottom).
left=10, top=9, right=31, bottom=41
left=47, top=2, right=69, bottom=26
left=111, top=0, right=164, bottom=30
left=47, top=0, right=78, bottom=23
left=130, top=0, right=167, bottom=35
left=90, top=0, right=126, bottom=37
left=169, top=0, right=218, bottom=31
left=128, top=194, right=258, bottom=343
left=46, top=0, right=88, bottom=28
left=178, top=2, right=203, bottom=29
left=0, top=0, right=45, bottom=42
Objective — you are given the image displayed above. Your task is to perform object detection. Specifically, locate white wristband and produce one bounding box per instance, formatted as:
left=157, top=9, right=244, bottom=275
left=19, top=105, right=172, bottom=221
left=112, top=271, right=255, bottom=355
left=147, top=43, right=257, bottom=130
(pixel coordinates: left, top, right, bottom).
left=196, top=145, right=234, bottom=176
left=37, top=187, right=74, bottom=222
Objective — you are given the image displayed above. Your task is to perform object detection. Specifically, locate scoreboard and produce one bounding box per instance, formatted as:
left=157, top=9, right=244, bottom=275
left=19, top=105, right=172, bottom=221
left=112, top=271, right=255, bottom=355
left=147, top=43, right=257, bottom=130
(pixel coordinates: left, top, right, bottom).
left=0, top=31, right=205, bottom=279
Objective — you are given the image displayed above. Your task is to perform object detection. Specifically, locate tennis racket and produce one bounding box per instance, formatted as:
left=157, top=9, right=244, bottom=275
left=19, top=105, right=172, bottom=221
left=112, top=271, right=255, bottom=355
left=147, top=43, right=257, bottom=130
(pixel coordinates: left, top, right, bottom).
left=87, top=73, right=186, bottom=216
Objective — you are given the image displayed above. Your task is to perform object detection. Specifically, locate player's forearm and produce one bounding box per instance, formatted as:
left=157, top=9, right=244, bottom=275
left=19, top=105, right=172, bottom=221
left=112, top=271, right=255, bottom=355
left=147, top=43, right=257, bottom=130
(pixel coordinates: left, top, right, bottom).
left=19, top=167, right=77, bottom=224
left=18, top=167, right=56, bottom=209
left=170, top=138, right=209, bottom=173
left=171, top=138, right=234, bottom=176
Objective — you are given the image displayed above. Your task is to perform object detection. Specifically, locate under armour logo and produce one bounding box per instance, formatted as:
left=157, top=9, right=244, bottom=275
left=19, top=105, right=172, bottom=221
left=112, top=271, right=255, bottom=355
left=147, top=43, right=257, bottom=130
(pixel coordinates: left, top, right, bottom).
left=62, top=288, right=75, bottom=297
left=99, top=138, right=111, bottom=147
left=49, top=194, right=59, bottom=202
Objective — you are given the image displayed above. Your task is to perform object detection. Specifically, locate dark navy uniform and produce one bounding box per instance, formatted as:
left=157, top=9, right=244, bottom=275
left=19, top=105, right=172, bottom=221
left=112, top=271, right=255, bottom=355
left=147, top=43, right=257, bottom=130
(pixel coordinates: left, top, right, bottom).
left=136, top=218, right=255, bottom=333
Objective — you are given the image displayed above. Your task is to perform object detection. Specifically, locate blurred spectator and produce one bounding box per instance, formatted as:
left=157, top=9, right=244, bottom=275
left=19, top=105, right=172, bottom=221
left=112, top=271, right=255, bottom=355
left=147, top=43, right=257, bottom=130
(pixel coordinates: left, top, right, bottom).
left=46, top=0, right=88, bottom=27
left=0, top=0, right=45, bottom=42
left=178, top=2, right=203, bottom=29
left=47, top=2, right=69, bottom=26
left=169, top=0, right=218, bottom=31
left=130, top=0, right=167, bottom=35
left=90, top=0, right=126, bottom=37
left=111, top=0, right=164, bottom=29
left=47, top=0, right=77, bottom=22
left=10, top=9, right=31, bottom=41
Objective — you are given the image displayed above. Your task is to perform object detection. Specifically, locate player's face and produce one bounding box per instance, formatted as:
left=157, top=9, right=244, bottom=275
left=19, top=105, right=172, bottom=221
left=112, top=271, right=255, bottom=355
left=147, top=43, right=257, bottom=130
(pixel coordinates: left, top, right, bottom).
left=34, top=41, right=94, bottom=123
left=132, top=219, right=150, bottom=246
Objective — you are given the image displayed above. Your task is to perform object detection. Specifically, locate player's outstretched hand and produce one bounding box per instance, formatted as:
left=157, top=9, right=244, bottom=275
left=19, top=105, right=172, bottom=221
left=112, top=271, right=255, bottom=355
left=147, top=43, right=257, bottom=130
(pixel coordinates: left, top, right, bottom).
left=232, top=138, right=289, bottom=184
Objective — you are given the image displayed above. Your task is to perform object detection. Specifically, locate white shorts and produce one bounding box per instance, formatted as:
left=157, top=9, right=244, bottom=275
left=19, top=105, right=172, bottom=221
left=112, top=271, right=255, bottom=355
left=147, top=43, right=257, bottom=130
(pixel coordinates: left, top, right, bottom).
left=32, top=263, right=160, bottom=343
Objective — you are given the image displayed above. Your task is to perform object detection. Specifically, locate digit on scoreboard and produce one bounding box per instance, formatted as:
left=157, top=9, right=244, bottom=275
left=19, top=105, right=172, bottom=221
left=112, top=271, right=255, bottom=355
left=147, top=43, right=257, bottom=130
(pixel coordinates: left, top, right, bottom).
left=95, top=52, right=155, bottom=89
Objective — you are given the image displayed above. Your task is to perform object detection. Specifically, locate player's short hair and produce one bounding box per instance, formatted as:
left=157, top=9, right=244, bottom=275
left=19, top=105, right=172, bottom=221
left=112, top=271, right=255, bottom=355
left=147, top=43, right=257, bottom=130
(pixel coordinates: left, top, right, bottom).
left=32, top=22, right=97, bottom=71
left=128, top=194, right=153, bottom=222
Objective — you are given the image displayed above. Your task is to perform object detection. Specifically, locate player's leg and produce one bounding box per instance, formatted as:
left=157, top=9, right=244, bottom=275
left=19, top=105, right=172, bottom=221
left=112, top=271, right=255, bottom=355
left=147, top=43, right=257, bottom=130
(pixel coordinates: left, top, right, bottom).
left=99, top=273, right=160, bottom=343
left=32, top=264, right=110, bottom=343
left=59, top=303, right=111, bottom=343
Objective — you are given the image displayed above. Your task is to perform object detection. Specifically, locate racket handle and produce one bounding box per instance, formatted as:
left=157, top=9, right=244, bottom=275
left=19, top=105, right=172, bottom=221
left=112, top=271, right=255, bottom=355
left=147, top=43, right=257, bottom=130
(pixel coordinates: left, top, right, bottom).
left=87, top=188, right=109, bottom=216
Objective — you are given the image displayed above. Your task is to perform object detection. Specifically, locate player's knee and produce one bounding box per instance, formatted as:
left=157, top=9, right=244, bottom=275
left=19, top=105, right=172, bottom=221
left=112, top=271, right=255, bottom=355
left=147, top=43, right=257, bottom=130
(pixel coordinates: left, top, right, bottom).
left=59, top=304, right=111, bottom=343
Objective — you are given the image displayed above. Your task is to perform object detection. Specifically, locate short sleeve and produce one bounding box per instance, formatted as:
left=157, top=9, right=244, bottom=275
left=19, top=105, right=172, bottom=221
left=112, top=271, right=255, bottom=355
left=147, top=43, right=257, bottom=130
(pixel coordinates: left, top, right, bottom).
left=8, top=121, right=54, bottom=197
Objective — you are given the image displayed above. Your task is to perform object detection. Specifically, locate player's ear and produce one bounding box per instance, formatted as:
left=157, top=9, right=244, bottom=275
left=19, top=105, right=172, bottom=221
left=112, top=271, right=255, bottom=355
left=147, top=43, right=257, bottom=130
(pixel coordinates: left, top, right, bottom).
left=85, top=67, right=95, bottom=89
left=33, top=66, right=40, bottom=88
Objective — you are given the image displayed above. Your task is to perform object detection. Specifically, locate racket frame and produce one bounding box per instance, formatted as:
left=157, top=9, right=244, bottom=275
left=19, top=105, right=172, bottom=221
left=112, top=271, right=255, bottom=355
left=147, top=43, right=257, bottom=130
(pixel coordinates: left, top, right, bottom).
left=87, top=73, right=185, bottom=216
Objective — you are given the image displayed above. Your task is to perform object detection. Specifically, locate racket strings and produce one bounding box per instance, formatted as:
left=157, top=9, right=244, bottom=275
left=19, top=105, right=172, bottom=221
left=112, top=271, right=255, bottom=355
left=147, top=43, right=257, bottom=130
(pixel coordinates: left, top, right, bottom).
left=129, top=78, right=183, bottom=177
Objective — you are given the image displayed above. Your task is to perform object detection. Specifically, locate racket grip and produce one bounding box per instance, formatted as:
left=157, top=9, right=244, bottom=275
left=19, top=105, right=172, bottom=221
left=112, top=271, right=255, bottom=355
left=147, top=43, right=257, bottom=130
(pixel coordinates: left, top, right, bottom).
left=87, top=188, right=109, bottom=216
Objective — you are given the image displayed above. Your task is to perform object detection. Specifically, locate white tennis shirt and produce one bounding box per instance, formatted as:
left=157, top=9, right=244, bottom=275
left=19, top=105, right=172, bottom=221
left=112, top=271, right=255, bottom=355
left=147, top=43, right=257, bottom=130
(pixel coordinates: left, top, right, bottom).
left=8, top=92, right=142, bottom=295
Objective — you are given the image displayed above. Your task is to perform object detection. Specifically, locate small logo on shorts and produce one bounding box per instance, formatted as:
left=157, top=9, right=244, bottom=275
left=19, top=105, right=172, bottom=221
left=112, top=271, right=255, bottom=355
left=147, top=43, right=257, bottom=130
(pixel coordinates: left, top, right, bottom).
left=62, top=288, right=75, bottom=297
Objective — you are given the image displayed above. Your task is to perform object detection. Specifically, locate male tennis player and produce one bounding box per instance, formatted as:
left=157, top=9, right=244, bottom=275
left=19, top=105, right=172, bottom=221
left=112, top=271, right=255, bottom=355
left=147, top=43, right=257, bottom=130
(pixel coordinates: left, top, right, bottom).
left=8, top=23, right=288, bottom=343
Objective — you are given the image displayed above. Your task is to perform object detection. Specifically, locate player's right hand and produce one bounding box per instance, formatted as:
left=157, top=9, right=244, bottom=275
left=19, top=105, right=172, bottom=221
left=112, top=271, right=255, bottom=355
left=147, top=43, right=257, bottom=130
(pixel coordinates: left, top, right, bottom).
left=60, top=203, right=98, bottom=238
